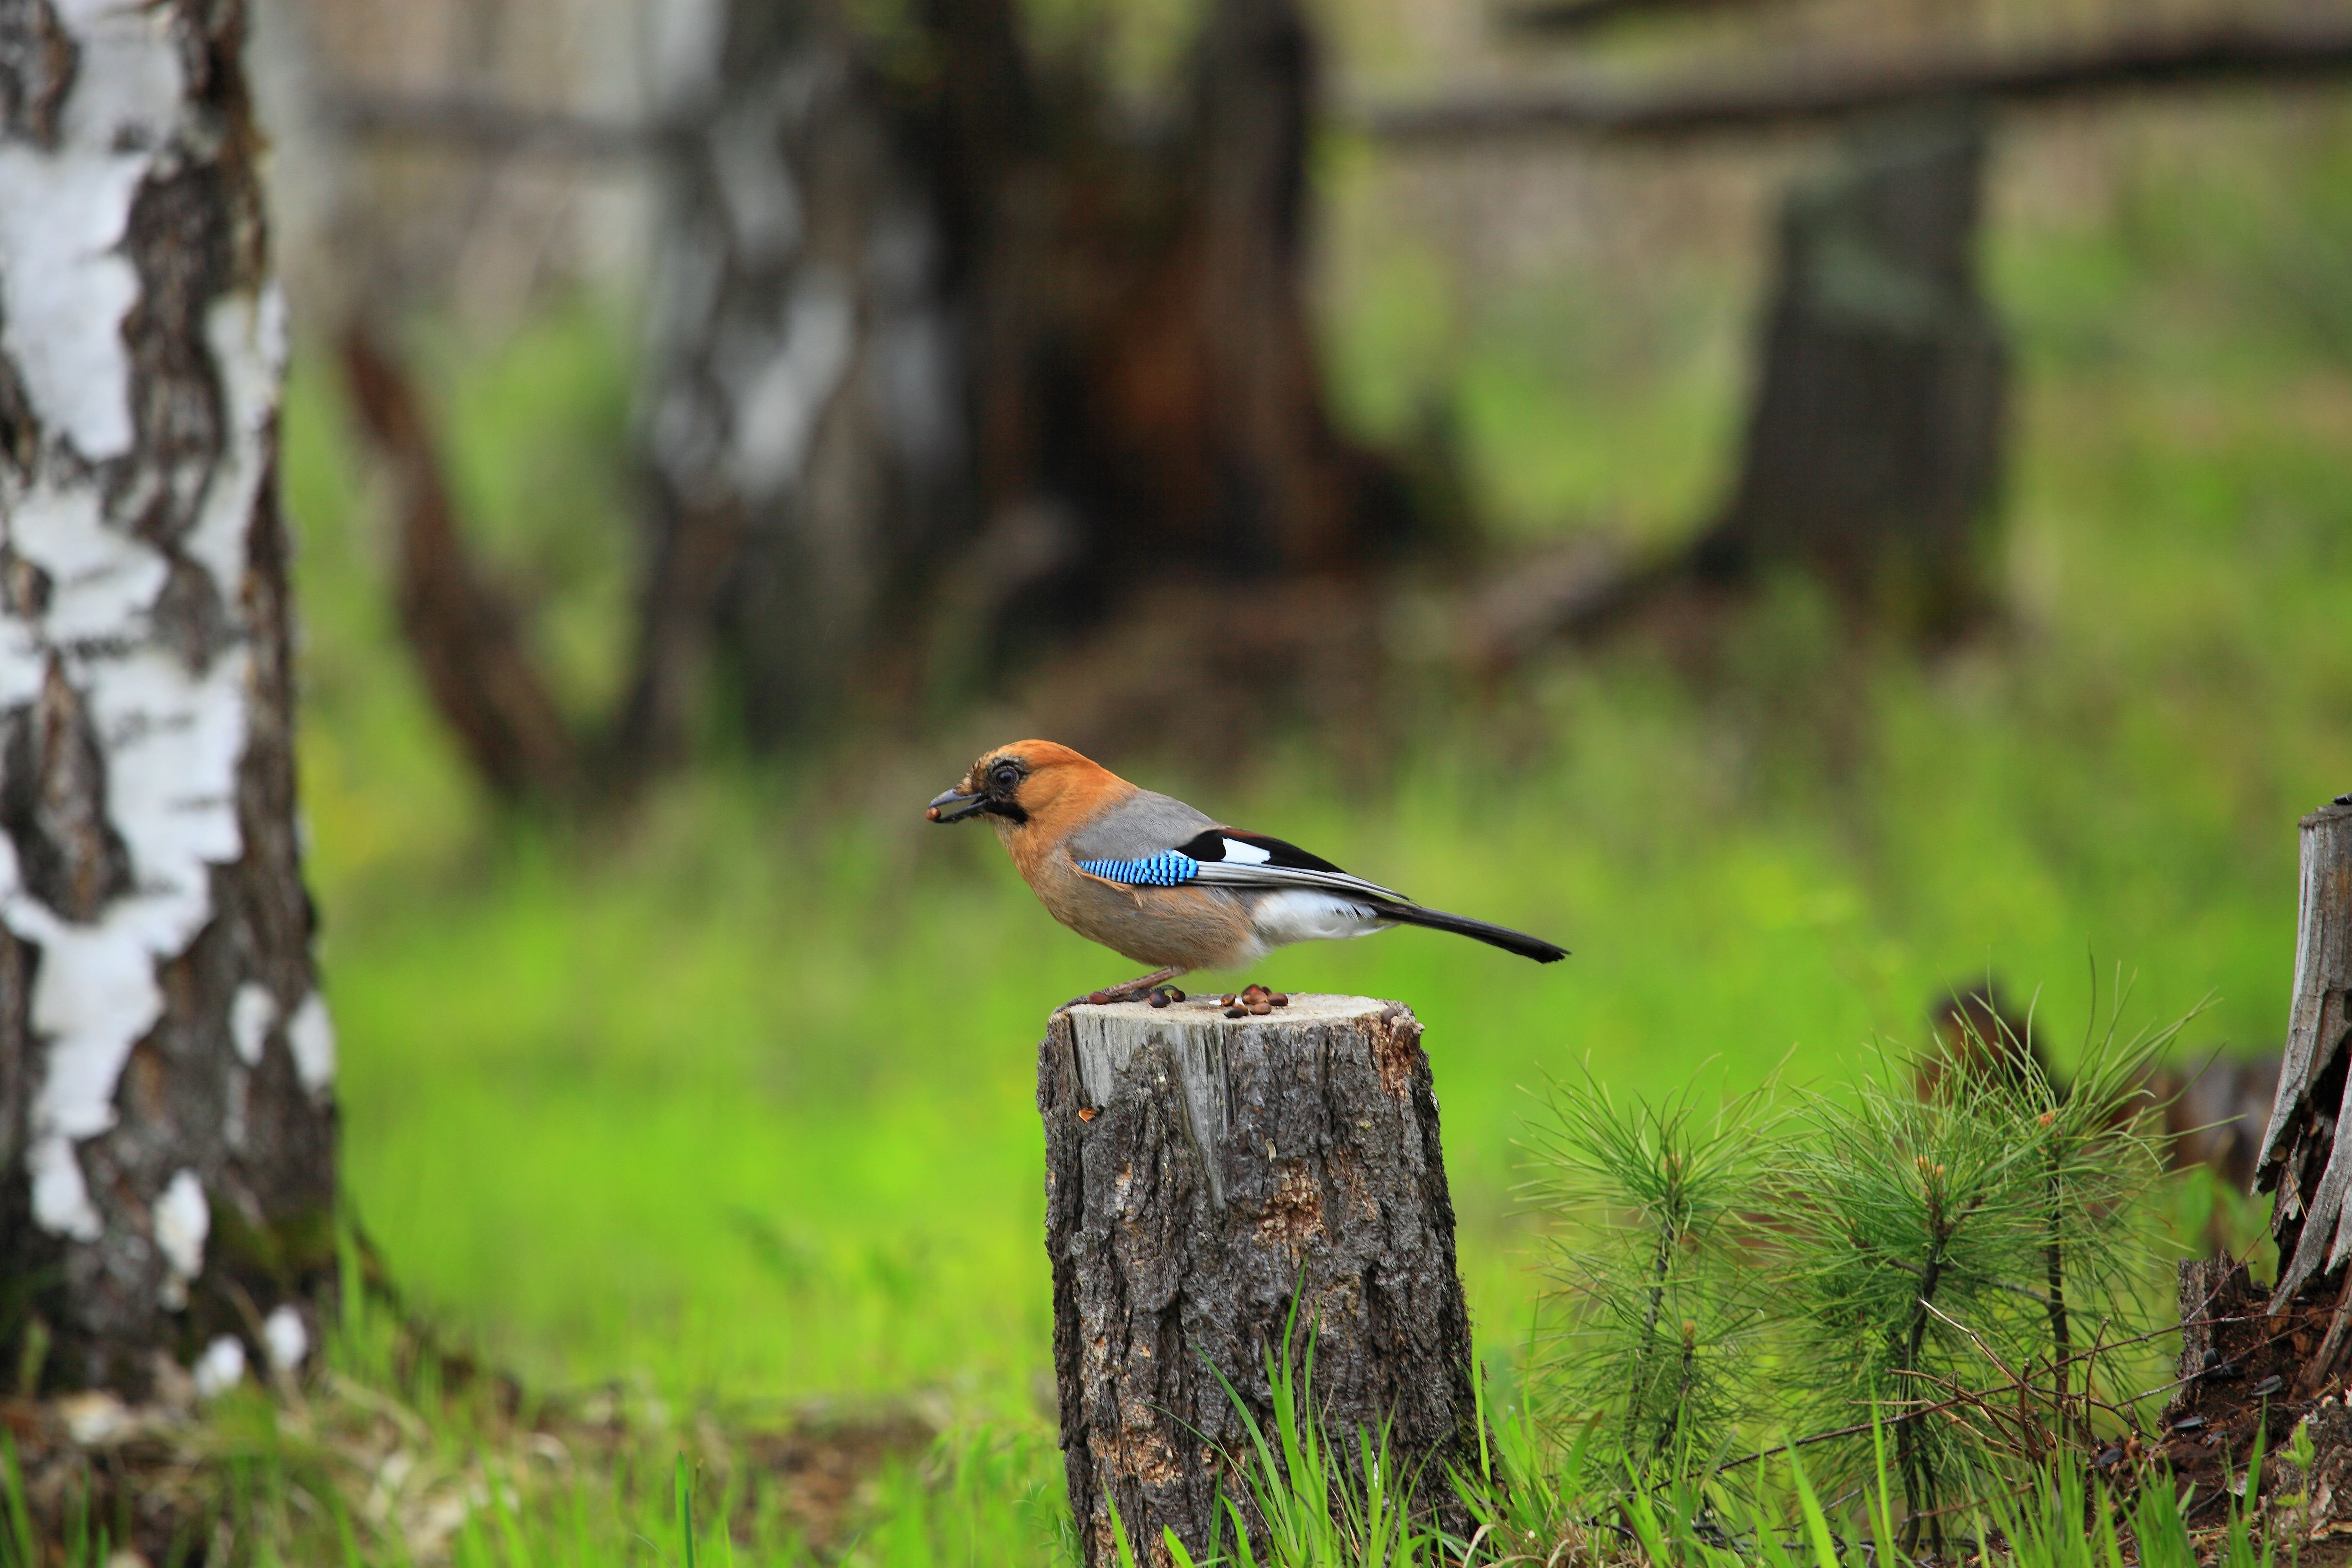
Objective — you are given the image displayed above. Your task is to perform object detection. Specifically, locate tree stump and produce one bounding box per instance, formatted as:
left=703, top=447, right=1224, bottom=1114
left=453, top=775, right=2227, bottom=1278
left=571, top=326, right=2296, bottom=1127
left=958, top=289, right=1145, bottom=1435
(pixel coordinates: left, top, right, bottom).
left=2159, top=798, right=2352, bottom=1511
left=2256, top=795, right=2352, bottom=1310
left=1039, top=994, right=1478, bottom=1565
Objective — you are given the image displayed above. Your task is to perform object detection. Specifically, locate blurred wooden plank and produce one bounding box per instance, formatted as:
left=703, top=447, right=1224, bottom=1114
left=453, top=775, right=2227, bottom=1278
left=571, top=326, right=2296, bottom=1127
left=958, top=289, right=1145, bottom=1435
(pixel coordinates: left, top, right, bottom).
left=1503, top=0, right=1761, bottom=39
left=328, top=93, right=673, bottom=159
left=1362, top=20, right=2352, bottom=143
left=330, top=21, right=2352, bottom=162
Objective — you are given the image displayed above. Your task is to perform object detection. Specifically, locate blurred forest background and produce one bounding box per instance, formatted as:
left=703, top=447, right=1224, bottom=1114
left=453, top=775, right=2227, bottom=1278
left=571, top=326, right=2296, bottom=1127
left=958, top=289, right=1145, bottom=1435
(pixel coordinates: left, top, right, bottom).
left=247, top=0, right=2352, bottom=1447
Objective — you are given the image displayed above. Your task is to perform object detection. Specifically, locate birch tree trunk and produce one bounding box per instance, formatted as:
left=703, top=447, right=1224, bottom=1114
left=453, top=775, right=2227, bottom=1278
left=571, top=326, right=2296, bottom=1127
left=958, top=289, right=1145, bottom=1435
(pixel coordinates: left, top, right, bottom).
left=0, top=0, right=336, bottom=1396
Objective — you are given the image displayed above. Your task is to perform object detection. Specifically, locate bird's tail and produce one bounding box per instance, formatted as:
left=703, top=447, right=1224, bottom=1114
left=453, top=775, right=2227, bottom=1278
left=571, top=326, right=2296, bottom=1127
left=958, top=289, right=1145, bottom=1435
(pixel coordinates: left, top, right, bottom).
left=1376, top=903, right=1568, bottom=963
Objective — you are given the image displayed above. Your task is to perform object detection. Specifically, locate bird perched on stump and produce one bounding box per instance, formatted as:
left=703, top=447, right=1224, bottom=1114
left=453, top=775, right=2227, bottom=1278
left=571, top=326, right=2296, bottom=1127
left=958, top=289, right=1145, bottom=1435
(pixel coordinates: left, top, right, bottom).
left=927, top=740, right=1567, bottom=1003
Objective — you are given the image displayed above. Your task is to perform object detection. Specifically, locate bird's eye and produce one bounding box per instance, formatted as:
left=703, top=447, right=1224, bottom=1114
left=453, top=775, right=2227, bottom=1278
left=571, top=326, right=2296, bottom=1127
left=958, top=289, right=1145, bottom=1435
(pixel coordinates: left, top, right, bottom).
left=990, top=763, right=1020, bottom=793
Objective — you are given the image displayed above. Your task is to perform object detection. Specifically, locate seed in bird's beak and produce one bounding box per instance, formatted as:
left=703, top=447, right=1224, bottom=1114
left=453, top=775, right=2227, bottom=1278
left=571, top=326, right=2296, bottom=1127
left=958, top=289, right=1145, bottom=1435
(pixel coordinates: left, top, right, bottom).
left=1224, top=1006, right=1247, bottom=1019
left=1077, top=1107, right=1098, bottom=1123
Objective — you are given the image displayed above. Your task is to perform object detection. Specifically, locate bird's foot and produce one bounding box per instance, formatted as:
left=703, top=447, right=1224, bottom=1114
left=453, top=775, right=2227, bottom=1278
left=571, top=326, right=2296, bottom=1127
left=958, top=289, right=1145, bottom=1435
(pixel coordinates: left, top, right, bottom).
left=1053, top=967, right=1184, bottom=1015
left=1215, top=983, right=1292, bottom=1019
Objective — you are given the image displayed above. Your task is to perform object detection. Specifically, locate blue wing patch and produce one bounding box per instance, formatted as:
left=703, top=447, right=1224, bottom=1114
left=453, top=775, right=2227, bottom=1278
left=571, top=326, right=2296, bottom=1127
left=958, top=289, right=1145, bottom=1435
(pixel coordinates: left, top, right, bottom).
left=1076, top=851, right=1201, bottom=887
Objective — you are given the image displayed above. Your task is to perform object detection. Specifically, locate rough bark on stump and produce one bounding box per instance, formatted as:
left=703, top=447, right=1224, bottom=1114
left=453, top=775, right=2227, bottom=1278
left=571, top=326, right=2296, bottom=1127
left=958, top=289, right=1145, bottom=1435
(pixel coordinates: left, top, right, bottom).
left=2154, top=1259, right=2314, bottom=1500
left=1039, top=994, right=1477, bottom=1566
left=0, top=0, right=336, bottom=1394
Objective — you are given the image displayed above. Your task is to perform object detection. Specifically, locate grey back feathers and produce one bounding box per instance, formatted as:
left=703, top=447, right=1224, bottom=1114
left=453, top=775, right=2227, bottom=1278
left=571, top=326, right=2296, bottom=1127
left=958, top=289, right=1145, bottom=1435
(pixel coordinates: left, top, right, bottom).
left=1069, top=790, right=1409, bottom=903
left=1065, top=789, right=1218, bottom=863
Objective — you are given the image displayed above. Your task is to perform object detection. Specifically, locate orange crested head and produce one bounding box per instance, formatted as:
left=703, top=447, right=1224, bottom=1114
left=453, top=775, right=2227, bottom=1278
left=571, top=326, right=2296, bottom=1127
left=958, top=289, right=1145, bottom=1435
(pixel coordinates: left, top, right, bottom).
left=924, top=740, right=1131, bottom=837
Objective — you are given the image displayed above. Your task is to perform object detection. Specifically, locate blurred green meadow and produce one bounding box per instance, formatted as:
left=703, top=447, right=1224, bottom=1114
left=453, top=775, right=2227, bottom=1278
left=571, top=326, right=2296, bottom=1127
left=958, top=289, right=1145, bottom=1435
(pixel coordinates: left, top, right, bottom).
left=282, top=108, right=2351, bottom=1441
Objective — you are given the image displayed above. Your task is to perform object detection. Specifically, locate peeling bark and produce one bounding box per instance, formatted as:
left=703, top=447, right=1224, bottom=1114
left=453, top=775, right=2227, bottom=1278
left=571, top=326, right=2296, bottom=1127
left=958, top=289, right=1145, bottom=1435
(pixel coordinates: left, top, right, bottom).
left=1041, top=996, right=1477, bottom=1565
left=0, top=0, right=334, bottom=1395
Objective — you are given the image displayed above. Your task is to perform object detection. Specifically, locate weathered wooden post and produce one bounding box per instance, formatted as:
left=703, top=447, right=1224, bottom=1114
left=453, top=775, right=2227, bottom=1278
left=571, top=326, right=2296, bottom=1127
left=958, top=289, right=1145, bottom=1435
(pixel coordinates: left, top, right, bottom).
left=1039, top=994, right=1479, bottom=1565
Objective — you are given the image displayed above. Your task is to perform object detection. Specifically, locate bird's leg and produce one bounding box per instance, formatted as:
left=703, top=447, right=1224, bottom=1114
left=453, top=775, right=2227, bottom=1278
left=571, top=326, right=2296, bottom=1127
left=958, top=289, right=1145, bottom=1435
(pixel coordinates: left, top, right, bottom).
left=1055, top=967, right=1184, bottom=1014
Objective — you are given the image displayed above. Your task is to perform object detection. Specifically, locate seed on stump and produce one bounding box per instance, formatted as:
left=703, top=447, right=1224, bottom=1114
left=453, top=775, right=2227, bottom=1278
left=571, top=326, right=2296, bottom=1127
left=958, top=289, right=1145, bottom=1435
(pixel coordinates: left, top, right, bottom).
left=1225, top=1006, right=1247, bottom=1019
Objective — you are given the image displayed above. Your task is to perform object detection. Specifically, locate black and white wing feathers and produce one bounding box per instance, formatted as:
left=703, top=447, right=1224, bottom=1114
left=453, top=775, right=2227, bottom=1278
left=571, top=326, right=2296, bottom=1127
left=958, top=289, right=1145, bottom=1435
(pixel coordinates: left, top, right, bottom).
left=1173, top=829, right=1408, bottom=904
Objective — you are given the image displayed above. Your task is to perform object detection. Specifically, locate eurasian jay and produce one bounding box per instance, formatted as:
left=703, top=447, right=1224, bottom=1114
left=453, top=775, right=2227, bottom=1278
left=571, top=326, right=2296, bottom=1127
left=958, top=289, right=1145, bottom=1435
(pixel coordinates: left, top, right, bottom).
left=926, top=740, right=1566, bottom=1002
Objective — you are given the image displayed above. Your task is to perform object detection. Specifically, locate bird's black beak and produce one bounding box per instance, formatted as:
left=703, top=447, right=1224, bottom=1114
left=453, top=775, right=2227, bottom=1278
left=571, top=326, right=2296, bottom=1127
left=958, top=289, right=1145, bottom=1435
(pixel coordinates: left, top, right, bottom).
left=927, top=787, right=987, bottom=824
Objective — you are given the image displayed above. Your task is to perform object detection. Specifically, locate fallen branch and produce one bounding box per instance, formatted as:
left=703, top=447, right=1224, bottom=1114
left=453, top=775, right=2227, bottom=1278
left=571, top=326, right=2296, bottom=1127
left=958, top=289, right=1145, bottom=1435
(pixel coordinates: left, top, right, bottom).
left=338, top=322, right=580, bottom=803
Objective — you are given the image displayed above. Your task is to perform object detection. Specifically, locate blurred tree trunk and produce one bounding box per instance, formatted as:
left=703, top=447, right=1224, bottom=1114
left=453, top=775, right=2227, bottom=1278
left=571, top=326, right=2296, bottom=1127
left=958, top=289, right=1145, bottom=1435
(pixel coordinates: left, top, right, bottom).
left=622, top=0, right=1426, bottom=763
left=1463, top=115, right=2004, bottom=666
left=0, top=0, right=337, bottom=1395
left=1693, top=113, right=2007, bottom=638
left=623, top=0, right=965, bottom=766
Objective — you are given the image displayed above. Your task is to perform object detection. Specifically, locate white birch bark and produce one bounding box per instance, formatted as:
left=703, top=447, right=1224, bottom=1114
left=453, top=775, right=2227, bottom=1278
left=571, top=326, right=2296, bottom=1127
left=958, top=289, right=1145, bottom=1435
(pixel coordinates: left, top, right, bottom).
left=0, top=0, right=335, bottom=1394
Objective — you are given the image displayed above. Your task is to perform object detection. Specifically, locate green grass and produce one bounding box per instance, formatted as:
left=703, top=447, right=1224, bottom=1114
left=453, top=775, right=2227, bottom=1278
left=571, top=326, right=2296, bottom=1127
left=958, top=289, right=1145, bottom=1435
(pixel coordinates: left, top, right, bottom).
left=256, top=102, right=2352, bottom=1558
